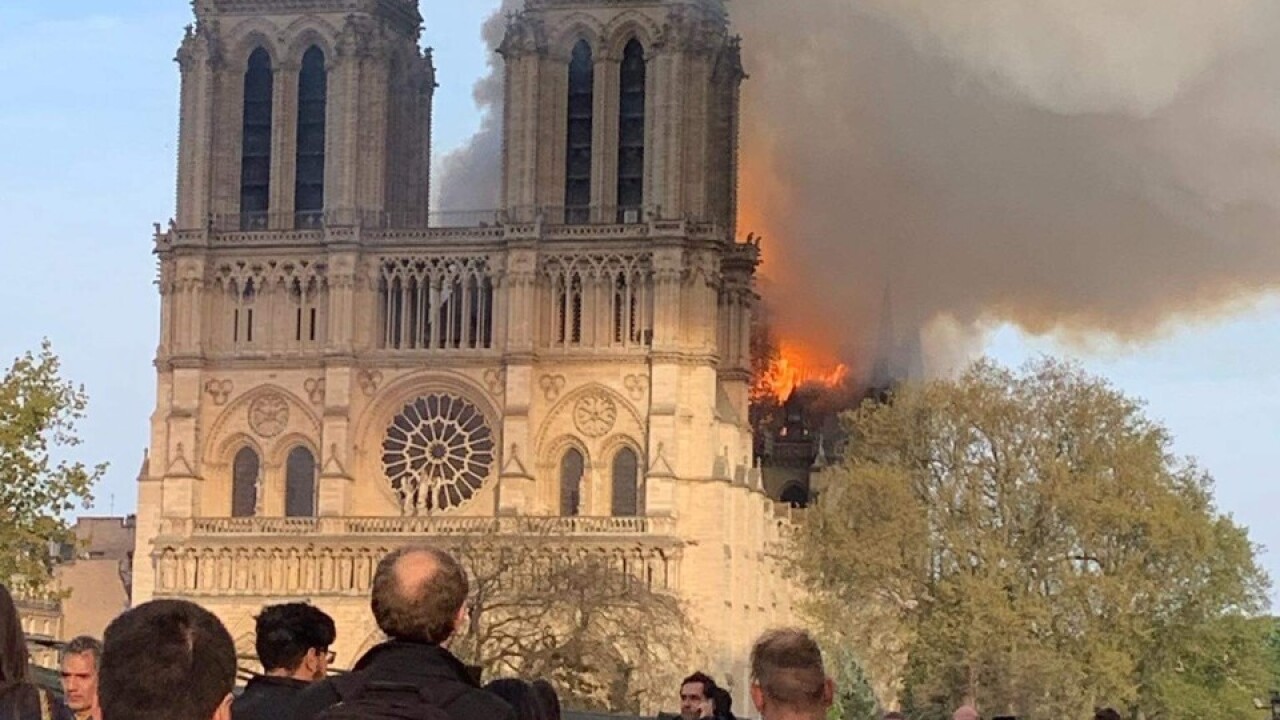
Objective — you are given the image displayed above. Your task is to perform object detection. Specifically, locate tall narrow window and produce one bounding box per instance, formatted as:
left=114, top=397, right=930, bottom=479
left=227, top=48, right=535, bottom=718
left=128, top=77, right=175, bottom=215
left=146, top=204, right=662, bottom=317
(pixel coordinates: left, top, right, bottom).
left=295, top=46, right=327, bottom=228
left=611, top=447, right=640, bottom=517
left=240, top=48, right=273, bottom=230
left=232, top=447, right=260, bottom=517
left=617, top=39, right=646, bottom=223
left=565, top=40, right=594, bottom=225
left=560, top=448, right=585, bottom=517
left=285, top=447, right=317, bottom=517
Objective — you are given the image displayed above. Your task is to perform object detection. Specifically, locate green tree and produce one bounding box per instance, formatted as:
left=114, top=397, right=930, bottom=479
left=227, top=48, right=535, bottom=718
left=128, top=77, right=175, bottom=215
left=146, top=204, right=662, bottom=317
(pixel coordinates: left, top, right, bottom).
left=793, top=358, right=1269, bottom=720
left=825, top=643, right=880, bottom=720
left=0, top=341, right=105, bottom=589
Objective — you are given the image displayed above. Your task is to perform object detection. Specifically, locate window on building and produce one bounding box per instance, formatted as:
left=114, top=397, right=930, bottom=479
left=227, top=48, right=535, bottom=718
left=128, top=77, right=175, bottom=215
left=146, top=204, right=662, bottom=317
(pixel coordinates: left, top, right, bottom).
left=617, top=39, right=646, bottom=223
left=232, top=447, right=260, bottom=517
left=611, top=447, right=640, bottom=517
left=240, top=48, right=273, bottom=231
left=560, top=448, right=585, bottom=517
left=285, top=446, right=317, bottom=517
left=295, top=46, right=327, bottom=227
left=565, top=40, right=594, bottom=225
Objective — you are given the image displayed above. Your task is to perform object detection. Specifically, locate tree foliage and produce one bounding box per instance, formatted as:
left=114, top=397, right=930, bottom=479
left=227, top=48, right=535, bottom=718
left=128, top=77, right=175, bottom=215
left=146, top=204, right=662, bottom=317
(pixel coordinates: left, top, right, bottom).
left=451, top=541, right=696, bottom=714
left=792, top=358, right=1269, bottom=720
left=825, top=643, right=881, bottom=720
left=0, top=341, right=104, bottom=589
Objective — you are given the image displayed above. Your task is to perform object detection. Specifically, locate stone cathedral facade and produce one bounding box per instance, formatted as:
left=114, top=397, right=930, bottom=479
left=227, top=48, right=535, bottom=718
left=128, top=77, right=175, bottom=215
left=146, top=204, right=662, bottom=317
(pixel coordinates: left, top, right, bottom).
left=135, top=0, right=795, bottom=695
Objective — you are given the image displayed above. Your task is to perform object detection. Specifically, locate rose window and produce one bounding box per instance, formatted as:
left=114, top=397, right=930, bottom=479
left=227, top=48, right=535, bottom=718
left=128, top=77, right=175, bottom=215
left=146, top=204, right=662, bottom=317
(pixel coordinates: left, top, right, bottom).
left=382, top=393, right=496, bottom=513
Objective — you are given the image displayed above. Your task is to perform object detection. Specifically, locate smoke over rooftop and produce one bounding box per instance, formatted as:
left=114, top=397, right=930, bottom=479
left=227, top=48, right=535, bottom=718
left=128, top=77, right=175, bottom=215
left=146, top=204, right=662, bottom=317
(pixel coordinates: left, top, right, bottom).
left=439, top=0, right=1280, bottom=381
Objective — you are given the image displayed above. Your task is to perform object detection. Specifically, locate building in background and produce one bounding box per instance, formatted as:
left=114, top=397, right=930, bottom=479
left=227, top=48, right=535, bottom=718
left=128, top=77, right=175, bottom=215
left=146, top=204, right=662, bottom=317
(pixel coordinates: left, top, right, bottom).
left=134, top=0, right=795, bottom=702
left=17, top=516, right=135, bottom=667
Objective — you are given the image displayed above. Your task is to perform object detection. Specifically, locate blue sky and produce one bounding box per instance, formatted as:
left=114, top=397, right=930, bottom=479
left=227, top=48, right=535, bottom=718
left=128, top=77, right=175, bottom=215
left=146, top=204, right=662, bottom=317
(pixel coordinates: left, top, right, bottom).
left=1, top=3, right=1277, bottom=595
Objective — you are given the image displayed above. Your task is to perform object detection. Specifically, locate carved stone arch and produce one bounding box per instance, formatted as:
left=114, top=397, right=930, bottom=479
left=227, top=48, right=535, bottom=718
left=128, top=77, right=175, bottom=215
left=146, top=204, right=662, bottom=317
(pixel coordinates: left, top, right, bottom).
left=204, top=381, right=322, bottom=466
left=535, top=383, right=642, bottom=451
left=266, top=432, right=320, bottom=469
left=213, top=433, right=265, bottom=468
left=355, top=371, right=502, bottom=448
left=540, top=433, right=593, bottom=472
left=548, top=14, right=607, bottom=60
left=603, top=12, right=661, bottom=59
left=356, top=371, right=503, bottom=514
left=227, top=18, right=285, bottom=68
left=284, top=17, right=340, bottom=67
left=598, top=433, right=645, bottom=466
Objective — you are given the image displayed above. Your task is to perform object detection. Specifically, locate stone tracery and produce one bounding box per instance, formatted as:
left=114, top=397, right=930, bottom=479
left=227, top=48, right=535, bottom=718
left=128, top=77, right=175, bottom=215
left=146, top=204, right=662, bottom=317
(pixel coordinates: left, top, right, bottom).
left=382, top=393, right=496, bottom=514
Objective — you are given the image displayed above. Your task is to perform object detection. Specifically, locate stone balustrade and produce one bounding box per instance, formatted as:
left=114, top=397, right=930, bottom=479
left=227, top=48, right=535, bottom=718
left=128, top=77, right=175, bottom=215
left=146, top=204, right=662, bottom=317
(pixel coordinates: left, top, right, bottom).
left=150, top=515, right=683, bottom=598
left=160, top=515, right=676, bottom=539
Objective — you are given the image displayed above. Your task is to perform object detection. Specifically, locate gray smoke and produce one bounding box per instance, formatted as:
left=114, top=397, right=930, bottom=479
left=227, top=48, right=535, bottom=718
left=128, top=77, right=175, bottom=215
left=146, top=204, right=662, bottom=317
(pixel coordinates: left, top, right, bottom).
left=437, top=0, right=1280, bottom=379
left=435, top=0, right=519, bottom=213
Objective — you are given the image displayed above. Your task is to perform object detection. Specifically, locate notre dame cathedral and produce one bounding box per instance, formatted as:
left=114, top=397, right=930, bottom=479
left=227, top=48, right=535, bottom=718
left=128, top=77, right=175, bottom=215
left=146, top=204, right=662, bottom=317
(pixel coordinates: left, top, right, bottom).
left=134, top=0, right=797, bottom=700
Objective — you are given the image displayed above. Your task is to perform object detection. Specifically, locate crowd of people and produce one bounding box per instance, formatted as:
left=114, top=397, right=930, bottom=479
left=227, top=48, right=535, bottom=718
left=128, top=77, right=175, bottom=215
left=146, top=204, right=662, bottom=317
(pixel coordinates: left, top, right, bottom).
left=1, top=546, right=1123, bottom=720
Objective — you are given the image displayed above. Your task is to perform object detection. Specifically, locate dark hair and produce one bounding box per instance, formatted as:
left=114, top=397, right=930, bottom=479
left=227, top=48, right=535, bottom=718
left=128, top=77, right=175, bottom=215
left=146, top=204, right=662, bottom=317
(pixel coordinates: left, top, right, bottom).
left=681, top=672, right=717, bottom=698
left=484, top=679, right=545, bottom=720
left=1094, top=710, right=1122, bottom=720
left=254, top=603, right=336, bottom=672
left=0, top=584, right=30, bottom=687
left=884, top=713, right=906, bottom=720
left=371, top=546, right=469, bottom=644
left=100, top=600, right=237, bottom=720
left=61, top=636, right=103, bottom=667
left=749, top=629, right=827, bottom=712
left=531, top=680, right=561, bottom=720
left=710, top=686, right=735, bottom=720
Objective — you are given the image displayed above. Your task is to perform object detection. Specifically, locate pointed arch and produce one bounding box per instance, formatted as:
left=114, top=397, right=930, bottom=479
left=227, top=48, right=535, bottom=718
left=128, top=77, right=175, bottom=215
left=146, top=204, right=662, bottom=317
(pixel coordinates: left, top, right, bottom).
left=294, top=45, right=327, bottom=226
left=285, top=445, right=317, bottom=517
left=610, top=446, right=640, bottom=517
left=602, top=12, right=660, bottom=59
left=565, top=39, right=594, bottom=225
left=240, top=47, right=274, bottom=230
left=560, top=447, right=586, bottom=517
left=616, top=37, right=646, bottom=222
left=232, top=445, right=261, bottom=517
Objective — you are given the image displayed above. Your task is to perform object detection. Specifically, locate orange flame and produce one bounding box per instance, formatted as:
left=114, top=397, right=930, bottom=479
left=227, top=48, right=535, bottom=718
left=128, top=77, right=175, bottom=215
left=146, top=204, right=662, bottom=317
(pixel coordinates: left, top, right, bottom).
left=763, top=342, right=850, bottom=399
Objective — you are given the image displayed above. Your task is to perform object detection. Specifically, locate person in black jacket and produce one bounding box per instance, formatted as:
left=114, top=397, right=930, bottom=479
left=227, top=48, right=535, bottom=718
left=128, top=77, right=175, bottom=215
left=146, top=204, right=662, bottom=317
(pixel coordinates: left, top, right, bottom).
left=292, top=546, right=515, bottom=720
left=233, top=604, right=337, bottom=720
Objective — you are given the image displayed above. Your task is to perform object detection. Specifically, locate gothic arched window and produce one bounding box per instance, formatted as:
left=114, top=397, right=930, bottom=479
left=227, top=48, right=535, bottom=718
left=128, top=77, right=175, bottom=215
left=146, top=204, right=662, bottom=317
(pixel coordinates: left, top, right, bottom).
left=240, top=48, right=274, bottom=230
left=611, top=447, right=640, bottom=517
left=565, top=40, right=594, bottom=225
left=617, top=39, right=646, bottom=223
left=231, top=446, right=260, bottom=517
left=284, top=446, right=317, bottom=517
left=294, top=46, right=327, bottom=227
left=560, top=448, right=585, bottom=517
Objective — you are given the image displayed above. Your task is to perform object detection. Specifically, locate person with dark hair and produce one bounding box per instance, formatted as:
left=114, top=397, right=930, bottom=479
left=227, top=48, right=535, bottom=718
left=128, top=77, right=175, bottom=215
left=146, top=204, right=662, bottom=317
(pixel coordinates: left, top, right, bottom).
left=1094, top=710, right=1122, bottom=720
left=98, top=599, right=238, bottom=720
left=748, top=629, right=834, bottom=720
left=293, top=546, right=515, bottom=720
left=482, top=680, right=544, bottom=720
left=529, top=681, right=560, bottom=720
left=709, top=686, right=736, bottom=720
left=233, top=604, right=337, bottom=720
left=59, top=636, right=103, bottom=720
left=679, top=672, right=717, bottom=720
left=0, top=584, right=73, bottom=720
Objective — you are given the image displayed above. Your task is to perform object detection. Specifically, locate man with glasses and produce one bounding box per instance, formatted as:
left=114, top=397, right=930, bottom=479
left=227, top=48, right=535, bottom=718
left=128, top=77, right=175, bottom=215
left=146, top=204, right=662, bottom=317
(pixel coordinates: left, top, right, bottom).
left=234, top=603, right=337, bottom=720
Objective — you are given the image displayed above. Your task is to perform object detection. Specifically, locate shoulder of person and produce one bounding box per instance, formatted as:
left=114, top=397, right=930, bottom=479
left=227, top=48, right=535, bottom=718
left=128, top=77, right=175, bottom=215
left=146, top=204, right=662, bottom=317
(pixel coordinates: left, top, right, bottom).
left=289, top=678, right=344, bottom=720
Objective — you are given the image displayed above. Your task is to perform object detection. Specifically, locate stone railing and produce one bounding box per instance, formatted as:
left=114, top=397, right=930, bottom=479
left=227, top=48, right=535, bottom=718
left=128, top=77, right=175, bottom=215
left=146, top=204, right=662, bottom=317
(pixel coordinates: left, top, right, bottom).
left=160, top=515, right=674, bottom=539
left=151, top=516, right=683, bottom=598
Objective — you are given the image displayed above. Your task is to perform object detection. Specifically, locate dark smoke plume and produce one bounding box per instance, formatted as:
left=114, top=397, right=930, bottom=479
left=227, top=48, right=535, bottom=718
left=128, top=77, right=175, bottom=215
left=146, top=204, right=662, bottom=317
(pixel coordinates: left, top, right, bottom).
left=439, top=0, right=1280, bottom=379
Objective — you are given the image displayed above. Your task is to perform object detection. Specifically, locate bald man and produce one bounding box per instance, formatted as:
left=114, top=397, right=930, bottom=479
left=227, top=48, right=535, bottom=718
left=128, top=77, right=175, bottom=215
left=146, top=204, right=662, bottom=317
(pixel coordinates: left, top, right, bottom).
left=292, top=546, right=514, bottom=720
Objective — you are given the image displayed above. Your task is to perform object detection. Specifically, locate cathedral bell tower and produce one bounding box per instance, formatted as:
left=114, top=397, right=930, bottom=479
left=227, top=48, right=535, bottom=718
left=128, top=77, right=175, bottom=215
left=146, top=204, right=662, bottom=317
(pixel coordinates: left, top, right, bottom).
left=498, top=0, right=744, bottom=231
left=174, top=0, right=434, bottom=233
